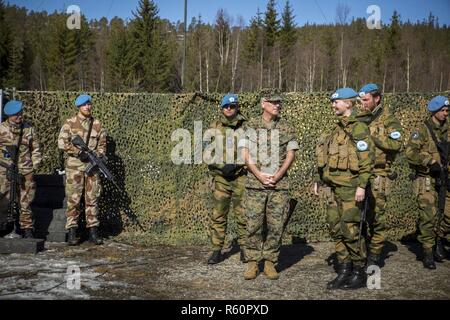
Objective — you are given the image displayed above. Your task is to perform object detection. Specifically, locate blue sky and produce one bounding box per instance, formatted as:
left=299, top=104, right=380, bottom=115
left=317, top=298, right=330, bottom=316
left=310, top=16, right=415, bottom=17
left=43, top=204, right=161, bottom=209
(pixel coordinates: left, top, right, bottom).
left=7, top=0, right=450, bottom=26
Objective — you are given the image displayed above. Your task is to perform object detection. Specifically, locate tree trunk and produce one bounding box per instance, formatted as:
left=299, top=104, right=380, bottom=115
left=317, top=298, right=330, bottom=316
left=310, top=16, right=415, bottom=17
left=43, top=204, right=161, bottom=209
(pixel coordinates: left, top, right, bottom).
left=231, top=28, right=240, bottom=91
left=406, top=47, right=410, bottom=93
left=259, top=48, right=263, bottom=90
left=206, top=51, right=209, bottom=93
left=199, top=45, right=203, bottom=92
left=278, top=49, right=282, bottom=90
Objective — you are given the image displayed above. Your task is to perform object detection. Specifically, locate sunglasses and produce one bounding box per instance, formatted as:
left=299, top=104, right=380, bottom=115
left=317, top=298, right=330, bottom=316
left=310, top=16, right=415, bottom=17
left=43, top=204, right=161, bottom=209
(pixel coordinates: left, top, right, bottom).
left=222, top=104, right=238, bottom=110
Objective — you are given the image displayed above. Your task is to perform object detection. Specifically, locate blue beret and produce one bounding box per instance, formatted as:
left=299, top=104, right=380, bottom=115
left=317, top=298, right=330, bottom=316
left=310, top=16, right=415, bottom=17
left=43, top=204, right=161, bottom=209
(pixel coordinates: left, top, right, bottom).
left=221, top=94, right=238, bottom=108
left=428, top=96, right=450, bottom=112
left=330, top=88, right=358, bottom=101
left=75, top=94, right=92, bottom=107
left=359, top=83, right=380, bottom=97
left=4, top=100, right=23, bottom=116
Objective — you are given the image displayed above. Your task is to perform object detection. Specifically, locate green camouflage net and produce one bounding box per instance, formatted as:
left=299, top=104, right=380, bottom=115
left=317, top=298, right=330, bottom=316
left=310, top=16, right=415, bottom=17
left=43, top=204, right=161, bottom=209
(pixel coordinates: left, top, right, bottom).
left=8, top=90, right=449, bottom=245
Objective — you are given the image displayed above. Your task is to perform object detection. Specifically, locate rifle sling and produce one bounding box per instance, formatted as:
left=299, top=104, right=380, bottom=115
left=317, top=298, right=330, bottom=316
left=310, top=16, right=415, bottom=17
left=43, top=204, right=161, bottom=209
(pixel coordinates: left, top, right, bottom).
left=424, top=120, right=449, bottom=167
left=85, top=117, right=94, bottom=146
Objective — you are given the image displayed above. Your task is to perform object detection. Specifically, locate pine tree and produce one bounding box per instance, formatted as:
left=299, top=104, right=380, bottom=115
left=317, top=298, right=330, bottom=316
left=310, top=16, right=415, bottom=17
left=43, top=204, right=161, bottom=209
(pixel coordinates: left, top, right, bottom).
left=264, top=0, right=280, bottom=47
left=0, top=0, right=12, bottom=86
left=130, top=0, right=173, bottom=91
left=4, top=37, right=24, bottom=88
left=280, top=0, right=296, bottom=52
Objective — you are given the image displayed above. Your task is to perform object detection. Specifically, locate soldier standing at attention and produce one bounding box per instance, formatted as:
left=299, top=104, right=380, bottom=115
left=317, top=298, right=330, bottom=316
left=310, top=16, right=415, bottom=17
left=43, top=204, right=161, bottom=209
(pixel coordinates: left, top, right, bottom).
left=207, top=93, right=248, bottom=264
left=314, top=88, right=375, bottom=290
left=405, top=96, right=450, bottom=269
left=358, top=83, right=403, bottom=267
left=58, top=94, right=106, bottom=245
left=239, top=90, right=299, bottom=280
left=0, top=100, right=42, bottom=238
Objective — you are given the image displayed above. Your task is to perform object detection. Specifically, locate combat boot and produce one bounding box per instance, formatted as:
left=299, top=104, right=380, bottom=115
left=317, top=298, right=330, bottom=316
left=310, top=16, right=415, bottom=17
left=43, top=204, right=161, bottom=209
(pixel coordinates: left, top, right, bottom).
left=342, top=265, right=367, bottom=290
left=423, top=250, right=436, bottom=269
left=207, top=250, right=222, bottom=264
left=244, top=261, right=259, bottom=280
left=263, top=260, right=279, bottom=280
left=326, top=262, right=352, bottom=290
left=434, top=238, right=447, bottom=262
left=23, top=228, right=34, bottom=239
left=367, top=253, right=380, bottom=267
left=88, top=227, right=103, bottom=245
left=67, top=227, right=78, bottom=246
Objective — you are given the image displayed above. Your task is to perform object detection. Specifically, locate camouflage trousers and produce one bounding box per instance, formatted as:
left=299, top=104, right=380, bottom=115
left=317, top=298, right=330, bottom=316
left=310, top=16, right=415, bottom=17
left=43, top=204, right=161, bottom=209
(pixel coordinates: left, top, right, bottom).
left=415, top=177, right=450, bottom=250
left=0, top=172, right=35, bottom=229
left=64, top=168, right=101, bottom=229
left=366, top=180, right=387, bottom=255
left=210, top=175, right=247, bottom=250
left=244, top=188, right=290, bottom=263
left=327, top=186, right=367, bottom=267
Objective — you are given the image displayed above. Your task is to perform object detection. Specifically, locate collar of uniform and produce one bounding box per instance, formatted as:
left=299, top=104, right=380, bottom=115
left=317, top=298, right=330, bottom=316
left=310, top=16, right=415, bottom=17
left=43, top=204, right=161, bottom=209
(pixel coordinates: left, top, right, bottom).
left=7, top=120, right=22, bottom=131
left=371, top=104, right=383, bottom=119
left=77, top=113, right=91, bottom=122
left=220, top=112, right=244, bottom=127
left=430, top=116, right=446, bottom=129
left=261, top=115, right=280, bottom=129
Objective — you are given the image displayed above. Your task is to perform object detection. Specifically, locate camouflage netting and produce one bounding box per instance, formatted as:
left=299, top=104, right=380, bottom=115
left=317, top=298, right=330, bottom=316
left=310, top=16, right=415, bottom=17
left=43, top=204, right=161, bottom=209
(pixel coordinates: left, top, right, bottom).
left=5, top=90, right=450, bottom=245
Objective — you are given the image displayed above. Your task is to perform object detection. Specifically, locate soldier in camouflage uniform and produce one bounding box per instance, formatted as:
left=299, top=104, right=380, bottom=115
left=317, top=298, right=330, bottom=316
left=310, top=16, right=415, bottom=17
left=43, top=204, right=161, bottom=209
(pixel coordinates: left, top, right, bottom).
left=0, top=100, right=42, bottom=238
left=405, top=96, right=450, bottom=269
left=206, top=93, right=248, bottom=264
left=58, top=94, right=106, bottom=245
left=239, top=90, right=299, bottom=280
left=358, top=83, right=403, bottom=267
left=315, top=88, right=375, bottom=290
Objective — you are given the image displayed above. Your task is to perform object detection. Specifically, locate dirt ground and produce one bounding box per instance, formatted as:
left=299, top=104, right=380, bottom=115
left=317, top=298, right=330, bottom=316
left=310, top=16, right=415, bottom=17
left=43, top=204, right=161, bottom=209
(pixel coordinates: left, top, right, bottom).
left=0, top=240, right=449, bottom=300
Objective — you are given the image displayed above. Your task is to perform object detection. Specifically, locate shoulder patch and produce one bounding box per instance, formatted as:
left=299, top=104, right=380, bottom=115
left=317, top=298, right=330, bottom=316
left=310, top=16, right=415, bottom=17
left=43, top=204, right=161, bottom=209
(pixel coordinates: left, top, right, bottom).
left=389, top=131, right=401, bottom=140
left=411, top=132, right=419, bottom=140
left=356, top=140, right=368, bottom=151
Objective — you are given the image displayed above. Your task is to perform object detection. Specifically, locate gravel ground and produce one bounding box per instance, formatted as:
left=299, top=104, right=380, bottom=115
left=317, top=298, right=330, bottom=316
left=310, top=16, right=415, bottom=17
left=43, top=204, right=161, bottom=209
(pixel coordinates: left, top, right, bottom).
left=0, top=240, right=449, bottom=300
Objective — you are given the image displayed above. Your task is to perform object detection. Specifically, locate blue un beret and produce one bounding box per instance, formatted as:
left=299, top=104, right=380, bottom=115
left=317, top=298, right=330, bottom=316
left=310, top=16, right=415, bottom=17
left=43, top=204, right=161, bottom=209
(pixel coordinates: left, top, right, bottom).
left=330, top=88, right=358, bottom=101
left=359, top=83, right=380, bottom=97
left=4, top=100, right=23, bottom=116
left=75, top=94, right=92, bottom=107
left=428, top=96, right=450, bottom=112
left=221, top=93, right=238, bottom=108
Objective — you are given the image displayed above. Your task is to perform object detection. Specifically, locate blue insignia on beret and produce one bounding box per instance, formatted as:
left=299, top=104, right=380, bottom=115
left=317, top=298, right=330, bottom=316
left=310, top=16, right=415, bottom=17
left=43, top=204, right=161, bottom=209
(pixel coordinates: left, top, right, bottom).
left=221, top=93, right=238, bottom=108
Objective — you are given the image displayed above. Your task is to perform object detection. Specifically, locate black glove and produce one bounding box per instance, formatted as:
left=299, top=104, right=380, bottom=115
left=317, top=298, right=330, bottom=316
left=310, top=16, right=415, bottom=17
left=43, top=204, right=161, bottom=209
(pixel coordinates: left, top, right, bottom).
left=429, top=162, right=442, bottom=176
left=221, top=164, right=237, bottom=177
left=78, top=151, right=90, bottom=163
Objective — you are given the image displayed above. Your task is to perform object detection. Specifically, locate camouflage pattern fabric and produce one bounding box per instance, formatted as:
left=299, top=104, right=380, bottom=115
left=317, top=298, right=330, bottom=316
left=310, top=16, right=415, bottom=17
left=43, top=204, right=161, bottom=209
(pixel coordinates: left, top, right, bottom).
left=316, top=111, right=375, bottom=266
left=58, top=113, right=106, bottom=229
left=366, top=105, right=403, bottom=254
left=210, top=174, right=247, bottom=249
left=244, top=188, right=290, bottom=263
left=0, top=120, right=41, bottom=229
left=327, top=186, right=367, bottom=266
left=241, top=114, right=298, bottom=263
left=406, top=118, right=450, bottom=249
left=207, top=113, right=247, bottom=249
left=241, top=115, right=299, bottom=190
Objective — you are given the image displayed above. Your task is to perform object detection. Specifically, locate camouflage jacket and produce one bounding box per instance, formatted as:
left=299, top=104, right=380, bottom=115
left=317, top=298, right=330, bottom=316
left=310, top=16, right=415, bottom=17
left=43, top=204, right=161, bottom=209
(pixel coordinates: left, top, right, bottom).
left=240, top=115, right=299, bottom=190
left=207, top=113, right=247, bottom=180
left=58, top=113, right=107, bottom=171
left=405, top=117, right=449, bottom=176
left=0, top=120, right=42, bottom=176
left=316, top=112, right=375, bottom=188
left=367, top=104, right=403, bottom=176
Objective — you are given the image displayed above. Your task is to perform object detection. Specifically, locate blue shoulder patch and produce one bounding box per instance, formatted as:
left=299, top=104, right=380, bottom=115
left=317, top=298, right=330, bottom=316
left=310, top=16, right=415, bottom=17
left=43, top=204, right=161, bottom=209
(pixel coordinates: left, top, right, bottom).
left=389, top=131, right=401, bottom=140
left=356, top=140, right=368, bottom=151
